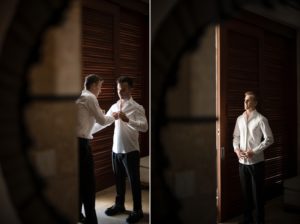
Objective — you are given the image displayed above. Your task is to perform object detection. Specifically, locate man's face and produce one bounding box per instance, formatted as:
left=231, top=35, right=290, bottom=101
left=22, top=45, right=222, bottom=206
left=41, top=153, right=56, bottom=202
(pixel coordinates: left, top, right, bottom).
left=91, top=80, right=103, bottom=97
left=117, top=82, right=131, bottom=100
left=244, top=95, right=257, bottom=111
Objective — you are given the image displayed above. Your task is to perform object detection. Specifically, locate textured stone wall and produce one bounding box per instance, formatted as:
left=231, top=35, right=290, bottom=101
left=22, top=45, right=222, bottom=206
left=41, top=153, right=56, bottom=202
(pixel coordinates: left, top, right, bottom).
left=25, top=0, right=81, bottom=222
left=162, top=26, right=217, bottom=224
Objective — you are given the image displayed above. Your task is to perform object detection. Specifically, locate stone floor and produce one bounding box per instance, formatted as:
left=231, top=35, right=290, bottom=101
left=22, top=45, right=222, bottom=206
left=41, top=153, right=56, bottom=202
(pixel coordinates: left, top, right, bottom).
left=82, top=185, right=300, bottom=224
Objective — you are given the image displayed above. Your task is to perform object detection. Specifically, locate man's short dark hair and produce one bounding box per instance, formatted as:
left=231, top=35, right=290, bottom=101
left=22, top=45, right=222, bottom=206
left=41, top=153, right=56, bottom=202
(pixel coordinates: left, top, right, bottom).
left=117, top=76, right=133, bottom=88
left=84, top=74, right=103, bottom=90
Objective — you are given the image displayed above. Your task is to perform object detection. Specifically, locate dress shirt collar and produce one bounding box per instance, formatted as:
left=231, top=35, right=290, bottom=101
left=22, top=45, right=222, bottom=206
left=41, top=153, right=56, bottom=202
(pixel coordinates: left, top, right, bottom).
left=243, top=109, right=257, bottom=121
left=82, top=89, right=94, bottom=97
left=118, top=97, right=133, bottom=109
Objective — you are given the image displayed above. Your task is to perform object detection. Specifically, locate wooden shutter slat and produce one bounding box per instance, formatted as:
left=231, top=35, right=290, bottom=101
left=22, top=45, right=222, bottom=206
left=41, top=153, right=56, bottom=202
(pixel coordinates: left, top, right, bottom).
left=82, top=1, right=148, bottom=190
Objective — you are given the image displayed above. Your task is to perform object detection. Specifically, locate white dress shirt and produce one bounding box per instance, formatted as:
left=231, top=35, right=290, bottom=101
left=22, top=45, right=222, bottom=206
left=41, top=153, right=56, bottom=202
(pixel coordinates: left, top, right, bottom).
left=233, top=110, right=274, bottom=165
left=76, top=89, right=114, bottom=139
left=106, top=97, right=148, bottom=154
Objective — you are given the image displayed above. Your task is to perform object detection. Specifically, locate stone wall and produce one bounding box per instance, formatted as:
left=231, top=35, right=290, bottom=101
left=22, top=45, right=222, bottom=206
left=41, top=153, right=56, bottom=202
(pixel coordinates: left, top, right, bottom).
left=162, top=25, right=217, bottom=223
left=24, top=0, right=81, bottom=222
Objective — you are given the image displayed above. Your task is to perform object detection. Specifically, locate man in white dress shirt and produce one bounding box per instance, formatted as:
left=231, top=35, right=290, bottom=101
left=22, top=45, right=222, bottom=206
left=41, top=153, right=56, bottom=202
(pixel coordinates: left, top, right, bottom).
left=76, top=74, right=114, bottom=224
left=103, top=76, right=148, bottom=223
left=233, top=91, right=274, bottom=224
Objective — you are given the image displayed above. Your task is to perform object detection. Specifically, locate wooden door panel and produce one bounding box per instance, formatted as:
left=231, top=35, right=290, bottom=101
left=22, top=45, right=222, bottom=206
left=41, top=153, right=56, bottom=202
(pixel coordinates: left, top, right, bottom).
left=262, top=31, right=297, bottom=180
left=120, top=10, right=149, bottom=157
left=82, top=0, right=119, bottom=191
left=82, top=0, right=149, bottom=190
left=120, top=11, right=144, bottom=102
left=220, top=22, right=261, bottom=222
left=217, top=12, right=296, bottom=222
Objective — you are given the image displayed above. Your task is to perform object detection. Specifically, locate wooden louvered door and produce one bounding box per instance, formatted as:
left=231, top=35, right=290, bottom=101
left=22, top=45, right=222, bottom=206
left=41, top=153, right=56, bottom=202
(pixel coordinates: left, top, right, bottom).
left=82, top=0, right=119, bottom=191
left=217, top=18, right=263, bottom=222
left=120, top=9, right=149, bottom=157
left=82, top=0, right=149, bottom=191
left=262, top=32, right=297, bottom=184
left=217, top=11, right=297, bottom=222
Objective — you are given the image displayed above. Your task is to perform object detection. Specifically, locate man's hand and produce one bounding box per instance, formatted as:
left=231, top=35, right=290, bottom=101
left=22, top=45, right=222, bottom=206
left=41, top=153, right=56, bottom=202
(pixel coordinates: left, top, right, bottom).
left=245, top=150, right=254, bottom=159
left=118, top=111, right=129, bottom=122
left=112, top=112, right=119, bottom=120
left=235, top=149, right=247, bottom=159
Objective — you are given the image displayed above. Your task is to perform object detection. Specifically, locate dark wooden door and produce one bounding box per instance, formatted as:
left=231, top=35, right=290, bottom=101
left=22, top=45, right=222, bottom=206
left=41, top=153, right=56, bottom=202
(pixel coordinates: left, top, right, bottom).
left=119, top=8, right=149, bottom=158
left=82, top=0, right=149, bottom=191
left=217, top=11, right=297, bottom=222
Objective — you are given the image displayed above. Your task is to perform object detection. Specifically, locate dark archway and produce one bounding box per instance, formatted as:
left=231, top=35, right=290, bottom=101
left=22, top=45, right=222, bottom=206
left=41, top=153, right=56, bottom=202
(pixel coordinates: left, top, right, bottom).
left=0, top=0, right=72, bottom=223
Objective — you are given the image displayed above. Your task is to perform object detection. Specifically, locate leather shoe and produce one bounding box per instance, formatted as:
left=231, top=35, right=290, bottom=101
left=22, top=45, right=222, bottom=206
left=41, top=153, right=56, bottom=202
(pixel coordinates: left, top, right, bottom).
left=105, top=204, right=125, bottom=216
left=126, top=209, right=144, bottom=223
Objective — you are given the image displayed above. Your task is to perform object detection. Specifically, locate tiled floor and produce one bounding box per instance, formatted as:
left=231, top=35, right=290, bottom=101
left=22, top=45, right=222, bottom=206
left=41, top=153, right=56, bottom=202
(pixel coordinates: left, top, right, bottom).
left=94, top=183, right=149, bottom=224
left=221, top=196, right=300, bottom=224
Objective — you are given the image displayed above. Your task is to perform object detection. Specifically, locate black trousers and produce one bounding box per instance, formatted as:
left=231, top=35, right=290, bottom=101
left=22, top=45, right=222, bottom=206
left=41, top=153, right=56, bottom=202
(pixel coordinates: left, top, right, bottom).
left=112, top=151, right=142, bottom=211
left=78, top=138, right=98, bottom=224
left=239, top=162, right=265, bottom=223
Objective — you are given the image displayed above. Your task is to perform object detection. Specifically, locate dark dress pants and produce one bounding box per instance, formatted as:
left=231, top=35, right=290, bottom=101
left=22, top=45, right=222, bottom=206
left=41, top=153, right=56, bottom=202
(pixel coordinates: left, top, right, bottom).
left=239, top=162, right=265, bottom=223
left=112, top=151, right=142, bottom=211
left=78, top=138, right=98, bottom=224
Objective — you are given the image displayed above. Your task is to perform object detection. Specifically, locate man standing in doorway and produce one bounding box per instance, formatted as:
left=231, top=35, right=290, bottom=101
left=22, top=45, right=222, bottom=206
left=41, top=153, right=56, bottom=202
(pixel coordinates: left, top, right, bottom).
left=104, top=76, right=148, bottom=223
left=76, top=74, right=115, bottom=224
left=233, top=91, right=274, bottom=224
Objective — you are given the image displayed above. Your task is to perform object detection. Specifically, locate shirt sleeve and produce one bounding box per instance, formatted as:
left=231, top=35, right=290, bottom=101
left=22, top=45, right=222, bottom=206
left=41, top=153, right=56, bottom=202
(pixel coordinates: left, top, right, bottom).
left=106, top=104, right=115, bottom=117
left=92, top=104, right=116, bottom=134
left=252, top=117, right=274, bottom=154
left=87, top=95, right=114, bottom=126
left=127, top=105, right=148, bottom=133
left=91, top=123, right=106, bottom=134
left=233, top=118, right=240, bottom=151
